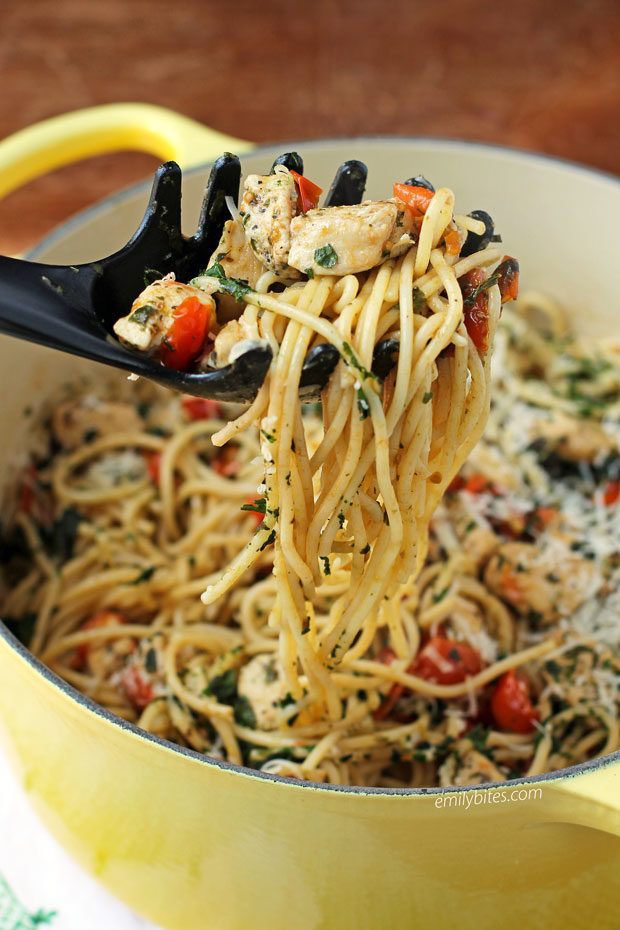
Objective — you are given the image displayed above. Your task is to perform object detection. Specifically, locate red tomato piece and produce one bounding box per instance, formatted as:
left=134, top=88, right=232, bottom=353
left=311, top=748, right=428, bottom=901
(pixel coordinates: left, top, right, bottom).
left=460, top=269, right=490, bottom=353
left=70, top=610, right=127, bottom=670
left=377, top=646, right=397, bottom=665
left=373, top=682, right=405, bottom=721
left=181, top=397, right=222, bottom=420
left=146, top=451, right=162, bottom=486
left=533, top=506, right=556, bottom=529
left=604, top=480, right=620, bottom=506
left=290, top=169, right=323, bottom=214
left=497, top=256, right=520, bottom=303
left=118, top=666, right=155, bottom=710
left=491, top=670, right=538, bottom=733
left=19, top=464, right=37, bottom=514
left=393, top=182, right=435, bottom=216
left=444, top=227, right=461, bottom=255
left=373, top=646, right=403, bottom=720
left=160, top=297, right=211, bottom=371
left=464, top=305, right=489, bottom=353
left=411, top=636, right=483, bottom=685
left=465, top=473, right=489, bottom=494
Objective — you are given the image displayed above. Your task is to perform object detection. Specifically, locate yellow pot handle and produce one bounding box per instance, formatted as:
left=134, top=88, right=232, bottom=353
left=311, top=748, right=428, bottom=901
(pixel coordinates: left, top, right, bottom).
left=546, top=762, right=620, bottom=837
left=0, top=103, right=254, bottom=201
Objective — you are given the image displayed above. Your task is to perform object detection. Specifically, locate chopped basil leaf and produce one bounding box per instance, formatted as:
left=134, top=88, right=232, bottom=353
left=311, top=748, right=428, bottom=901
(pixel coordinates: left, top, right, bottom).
left=313, top=244, right=338, bottom=268
left=234, top=695, right=257, bottom=728
left=128, top=304, right=156, bottom=326
left=319, top=555, right=331, bottom=576
left=44, top=507, right=82, bottom=561
left=206, top=668, right=237, bottom=703
left=305, top=267, right=315, bottom=279
left=357, top=387, right=370, bottom=419
left=423, top=391, right=433, bottom=404
left=463, top=272, right=500, bottom=307
left=241, top=498, right=267, bottom=515
left=127, top=566, right=155, bottom=585
left=144, top=647, right=157, bottom=673
left=258, top=528, right=276, bottom=551
left=340, top=341, right=376, bottom=381
left=264, top=660, right=278, bottom=682
left=199, top=261, right=252, bottom=303
left=412, top=286, right=427, bottom=311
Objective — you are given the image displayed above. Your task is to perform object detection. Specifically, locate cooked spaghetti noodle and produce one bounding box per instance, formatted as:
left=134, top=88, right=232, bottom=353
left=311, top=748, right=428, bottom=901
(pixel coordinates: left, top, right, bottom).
left=5, top=167, right=618, bottom=787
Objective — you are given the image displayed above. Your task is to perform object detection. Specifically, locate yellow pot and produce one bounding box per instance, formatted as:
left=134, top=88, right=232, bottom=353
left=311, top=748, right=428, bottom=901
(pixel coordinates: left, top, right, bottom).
left=1, top=105, right=620, bottom=930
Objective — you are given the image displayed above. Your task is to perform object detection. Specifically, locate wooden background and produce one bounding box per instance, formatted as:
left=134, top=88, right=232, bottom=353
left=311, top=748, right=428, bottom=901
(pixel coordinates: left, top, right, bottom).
left=1, top=0, right=619, bottom=254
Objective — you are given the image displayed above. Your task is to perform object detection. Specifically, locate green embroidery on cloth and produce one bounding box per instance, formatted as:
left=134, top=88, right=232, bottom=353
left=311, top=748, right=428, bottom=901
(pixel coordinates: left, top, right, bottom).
left=0, top=875, right=56, bottom=930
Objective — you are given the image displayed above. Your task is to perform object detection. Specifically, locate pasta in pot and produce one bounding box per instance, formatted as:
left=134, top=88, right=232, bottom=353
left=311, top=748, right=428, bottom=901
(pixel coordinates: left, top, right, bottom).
left=9, top=168, right=617, bottom=788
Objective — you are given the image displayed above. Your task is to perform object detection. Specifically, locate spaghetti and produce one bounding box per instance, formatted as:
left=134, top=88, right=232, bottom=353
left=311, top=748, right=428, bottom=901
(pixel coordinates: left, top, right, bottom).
left=6, top=170, right=616, bottom=787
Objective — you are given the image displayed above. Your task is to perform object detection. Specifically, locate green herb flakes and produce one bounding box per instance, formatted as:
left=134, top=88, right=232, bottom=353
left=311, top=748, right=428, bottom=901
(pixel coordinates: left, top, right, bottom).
left=412, top=287, right=427, bottom=311
left=463, top=272, right=500, bottom=307
left=144, top=647, right=157, bottom=673
left=128, top=304, right=156, bottom=326
left=127, top=566, right=155, bottom=585
left=198, top=261, right=252, bottom=303
left=241, top=498, right=267, bottom=516
left=313, top=244, right=338, bottom=268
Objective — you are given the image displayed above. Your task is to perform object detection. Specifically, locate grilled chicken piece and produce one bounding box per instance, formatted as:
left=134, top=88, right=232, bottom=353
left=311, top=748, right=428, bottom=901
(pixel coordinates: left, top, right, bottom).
left=440, top=749, right=506, bottom=786
left=484, top=540, right=599, bottom=624
left=529, top=412, right=615, bottom=464
left=288, top=200, right=415, bottom=276
left=52, top=399, right=143, bottom=450
left=461, top=525, right=500, bottom=571
left=240, top=166, right=301, bottom=279
left=208, top=218, right=267, bottom=320
left=113, top=274, right=216, bottom=353
left=203, top=313, right=263, bottom=368
left=237, top=654, right=289, bottom=730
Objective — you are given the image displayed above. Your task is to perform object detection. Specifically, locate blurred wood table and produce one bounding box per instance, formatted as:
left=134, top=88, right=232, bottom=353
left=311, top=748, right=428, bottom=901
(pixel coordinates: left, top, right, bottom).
left=1, top=0, right=619, bottom=254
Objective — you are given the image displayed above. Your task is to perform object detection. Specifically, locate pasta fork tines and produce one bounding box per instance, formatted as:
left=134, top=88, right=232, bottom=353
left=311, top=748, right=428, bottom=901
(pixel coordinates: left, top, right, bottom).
left=0, top=154, right=369, bottom=403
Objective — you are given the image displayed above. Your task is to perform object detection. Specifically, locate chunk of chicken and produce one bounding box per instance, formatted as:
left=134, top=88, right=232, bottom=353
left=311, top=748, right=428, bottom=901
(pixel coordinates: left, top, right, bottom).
left=240, top=166, right=301, bottom=278
left=52, top=399, right=142, bottom=450
left=484, top=540, right=599, bottom=623
left=439, top=749, right=506, bottom=786
left=113, top=273, right=215, bottom=353
left=288, top=200, right=415, bottom=276
left=461, top=525, right=500, bottom=571
left=209, top=218, right=264, bottom=286
left=237, top=654, right=289, bottom=730
left=87, top=633, right=136, bottom=680
left=206, top=314, right=263, bottom=368
left=207, top=217, right=266, bottom=320
left=530, top=412, right=615, bottom=464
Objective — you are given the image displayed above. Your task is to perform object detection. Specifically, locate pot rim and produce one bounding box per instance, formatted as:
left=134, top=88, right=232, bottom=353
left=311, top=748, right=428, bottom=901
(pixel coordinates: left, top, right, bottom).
left=27, top=133, right=620, bottom=261
left=6, top=134, right=620, bottom=796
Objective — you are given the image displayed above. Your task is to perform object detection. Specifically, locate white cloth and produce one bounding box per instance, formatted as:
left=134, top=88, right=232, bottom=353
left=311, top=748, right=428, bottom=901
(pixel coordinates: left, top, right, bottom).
left=0, top=747, right=161, bottom=930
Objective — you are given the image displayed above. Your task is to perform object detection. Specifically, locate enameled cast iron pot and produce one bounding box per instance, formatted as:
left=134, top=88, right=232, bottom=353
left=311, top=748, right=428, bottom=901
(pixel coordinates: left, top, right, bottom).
left=0, top=105, right=620, bottom=930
